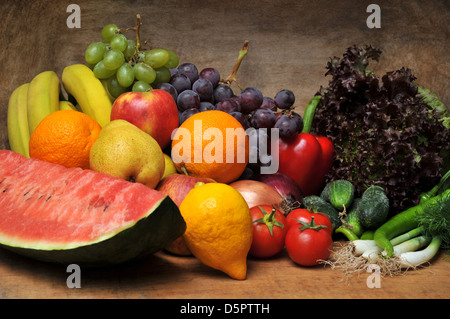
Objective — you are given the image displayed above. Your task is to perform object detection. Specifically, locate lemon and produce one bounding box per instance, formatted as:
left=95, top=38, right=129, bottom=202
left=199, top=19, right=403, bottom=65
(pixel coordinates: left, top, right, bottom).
left=179, top=182, right=253, bottom=280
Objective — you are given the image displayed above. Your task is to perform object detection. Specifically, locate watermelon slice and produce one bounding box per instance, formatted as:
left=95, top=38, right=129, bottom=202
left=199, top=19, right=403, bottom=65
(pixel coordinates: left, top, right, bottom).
left=0, top=149, right=186, bottom=266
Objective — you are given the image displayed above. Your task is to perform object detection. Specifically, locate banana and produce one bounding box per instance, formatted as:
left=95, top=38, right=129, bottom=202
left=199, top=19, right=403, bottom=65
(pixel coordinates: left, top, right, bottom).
left=101, top=79, right=117, bottom=104
left=59, top=100, right=78, bottom=111
left=27, top=70, right=60, bottom=134
left=62, top=64, right=112, bottom=127
left=7, top=83, right=31, bottom=157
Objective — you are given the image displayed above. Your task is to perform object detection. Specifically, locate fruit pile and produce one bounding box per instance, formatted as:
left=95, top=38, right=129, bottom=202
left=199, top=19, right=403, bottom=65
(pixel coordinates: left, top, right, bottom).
left=161, top=64, right=305, bottom=176
left=3, top=15, right=337, bottom=279
left=4, top=15, right=448, bottom=280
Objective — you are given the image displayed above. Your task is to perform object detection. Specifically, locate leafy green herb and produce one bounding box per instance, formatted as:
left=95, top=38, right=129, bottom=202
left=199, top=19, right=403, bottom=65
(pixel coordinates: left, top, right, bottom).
left=417, top=190, right=450, bottom=249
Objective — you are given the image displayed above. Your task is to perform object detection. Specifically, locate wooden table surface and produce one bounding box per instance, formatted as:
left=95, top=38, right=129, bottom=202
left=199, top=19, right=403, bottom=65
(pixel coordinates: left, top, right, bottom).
left=0, top=0, right=449, bottom=299
left=0, top=242, right=449, bottom=299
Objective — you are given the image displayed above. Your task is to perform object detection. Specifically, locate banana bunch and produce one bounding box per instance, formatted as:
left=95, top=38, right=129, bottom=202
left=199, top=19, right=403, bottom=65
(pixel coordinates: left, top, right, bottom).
left=7, top=65, right=113, bottom=157
left=27, top=71, right=61, bottom=134
left=7, top=83, right=31, bottom=157
left=7, top=70, right=60, bottom=157
left=59, top=100, right=79, bottom=111
left=62, top=64, right=112, bottom=127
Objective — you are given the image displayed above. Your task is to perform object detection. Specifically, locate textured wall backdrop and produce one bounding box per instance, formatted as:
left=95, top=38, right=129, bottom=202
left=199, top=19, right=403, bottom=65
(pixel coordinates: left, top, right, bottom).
left=1, top=0, right=448, bottom=150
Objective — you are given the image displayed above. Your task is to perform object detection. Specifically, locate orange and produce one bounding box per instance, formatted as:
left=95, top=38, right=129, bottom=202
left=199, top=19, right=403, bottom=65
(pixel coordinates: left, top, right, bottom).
left=29, top=110, right=101, bottom=169
left=179, top=182, right=253, bottom=280
left=171, top=110, right=249, bottom=184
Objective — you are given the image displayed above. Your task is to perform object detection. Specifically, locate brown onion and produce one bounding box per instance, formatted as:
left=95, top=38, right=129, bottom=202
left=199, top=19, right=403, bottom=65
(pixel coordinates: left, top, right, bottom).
left=229, top=180, right=284, bottom=213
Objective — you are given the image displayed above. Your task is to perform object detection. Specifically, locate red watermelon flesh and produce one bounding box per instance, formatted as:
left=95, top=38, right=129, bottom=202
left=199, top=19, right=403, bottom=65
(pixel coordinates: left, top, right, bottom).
left=0, top=149, right=185, bottom=265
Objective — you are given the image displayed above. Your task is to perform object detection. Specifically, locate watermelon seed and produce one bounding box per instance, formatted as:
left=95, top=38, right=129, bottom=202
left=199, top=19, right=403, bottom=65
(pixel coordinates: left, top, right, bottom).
left=46, top=195, right=52, bottom=201
left=23, top=191, right=30, bottom=196
left=103, top=205, right=109, bottom=212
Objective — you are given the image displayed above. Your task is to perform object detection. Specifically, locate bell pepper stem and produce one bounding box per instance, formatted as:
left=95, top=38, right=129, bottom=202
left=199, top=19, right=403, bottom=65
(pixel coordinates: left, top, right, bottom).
left=301, top=95, right=322, bottom=134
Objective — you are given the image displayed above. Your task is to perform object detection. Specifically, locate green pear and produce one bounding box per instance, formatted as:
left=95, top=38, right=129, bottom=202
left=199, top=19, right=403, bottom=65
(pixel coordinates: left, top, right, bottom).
left=89, top=120, right=165, bottom=189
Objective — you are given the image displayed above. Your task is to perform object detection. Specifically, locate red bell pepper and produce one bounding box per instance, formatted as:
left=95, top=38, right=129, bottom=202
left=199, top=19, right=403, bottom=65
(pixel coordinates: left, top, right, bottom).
left=277, top=96, right=334, bottom=196
left=278, top=133, right=333, bottom=196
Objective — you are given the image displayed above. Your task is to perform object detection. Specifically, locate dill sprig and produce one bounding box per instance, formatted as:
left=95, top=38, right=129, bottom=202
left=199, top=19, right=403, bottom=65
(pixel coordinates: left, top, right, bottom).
left=417, top=190, right=450, bottom=249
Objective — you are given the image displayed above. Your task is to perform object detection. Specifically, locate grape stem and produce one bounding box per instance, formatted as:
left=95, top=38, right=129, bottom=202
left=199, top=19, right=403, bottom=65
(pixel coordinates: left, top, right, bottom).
left=222, top=40, right=249, bottom=90
left=133, top=14, right=142, bottom=54
left=144, top=40, right=152, bottom=50
left=119, top=14, right=143, bottom=64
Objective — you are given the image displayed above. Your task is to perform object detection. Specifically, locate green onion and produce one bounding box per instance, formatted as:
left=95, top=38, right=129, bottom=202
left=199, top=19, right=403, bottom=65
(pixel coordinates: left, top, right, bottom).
left=390, top=235, right=431, bottom=257
left=398, top=237, right=442, bottom=268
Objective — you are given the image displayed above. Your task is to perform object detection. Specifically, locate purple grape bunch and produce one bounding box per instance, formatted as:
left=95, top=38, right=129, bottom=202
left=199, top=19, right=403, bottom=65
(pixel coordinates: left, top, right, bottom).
left=158, top=62, right=303, bottom=138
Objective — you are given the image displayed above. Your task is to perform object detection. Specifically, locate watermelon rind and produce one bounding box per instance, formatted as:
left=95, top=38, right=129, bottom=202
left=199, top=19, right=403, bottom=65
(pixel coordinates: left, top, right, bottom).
left=0, top=196, right=186, bottom=267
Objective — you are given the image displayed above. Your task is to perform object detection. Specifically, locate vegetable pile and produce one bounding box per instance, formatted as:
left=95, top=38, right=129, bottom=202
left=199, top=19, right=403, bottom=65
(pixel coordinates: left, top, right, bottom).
left=324, top=171, right=450, bottom=277
left=310, top=45, right=450, bottom=214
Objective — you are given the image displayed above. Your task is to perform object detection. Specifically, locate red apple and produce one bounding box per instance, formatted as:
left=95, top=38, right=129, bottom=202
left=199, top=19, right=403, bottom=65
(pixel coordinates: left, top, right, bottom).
left=156, top=174, right=215, bottom=207
left=156, top=173, right=215, bottom=255
left=164, top=237, right=192, bottom=257
left=110, top=89, right=179, bottom=150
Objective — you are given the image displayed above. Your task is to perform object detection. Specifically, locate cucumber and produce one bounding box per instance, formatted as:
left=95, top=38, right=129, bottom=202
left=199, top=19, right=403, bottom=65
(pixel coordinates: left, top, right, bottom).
left=319, top=182, right=331, bottom=202
left=302, top=195, right=342, bottom=231
left=343, top=198, right=364, bottom=237
left=328, top=180, right=355, bottom=210
left=366, top=185, right=385, bottom=194
left=357, top=185, right=390, bottom=229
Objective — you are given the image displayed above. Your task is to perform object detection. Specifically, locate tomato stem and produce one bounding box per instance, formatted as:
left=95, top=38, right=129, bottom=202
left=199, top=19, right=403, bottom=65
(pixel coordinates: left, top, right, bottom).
left=297, top=216, right=329, bottom=232
left=253, top=205, right=284, bottom=237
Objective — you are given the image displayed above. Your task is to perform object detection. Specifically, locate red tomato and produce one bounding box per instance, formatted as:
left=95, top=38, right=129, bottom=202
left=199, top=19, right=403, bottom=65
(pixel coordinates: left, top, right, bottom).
left=249, top=205, right=288, bottom=258
left=285, top=215, right=333, bottom=266
left=286, top=208, right=333, bottom=234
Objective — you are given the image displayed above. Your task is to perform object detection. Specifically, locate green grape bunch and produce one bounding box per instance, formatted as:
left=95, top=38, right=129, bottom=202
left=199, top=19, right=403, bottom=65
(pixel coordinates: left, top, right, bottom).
left=84, top=15, right=179, bottom=97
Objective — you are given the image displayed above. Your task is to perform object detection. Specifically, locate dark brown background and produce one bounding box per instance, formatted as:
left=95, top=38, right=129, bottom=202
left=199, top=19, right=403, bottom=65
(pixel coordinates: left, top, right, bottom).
left=0, top=0, right=449, bottom=298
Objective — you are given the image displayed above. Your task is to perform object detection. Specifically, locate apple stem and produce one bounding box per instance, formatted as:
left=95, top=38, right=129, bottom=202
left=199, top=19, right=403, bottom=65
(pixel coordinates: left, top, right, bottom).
left=222, top=40, right=249, bottom=90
